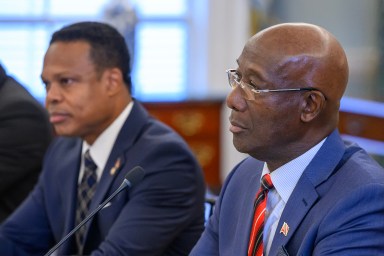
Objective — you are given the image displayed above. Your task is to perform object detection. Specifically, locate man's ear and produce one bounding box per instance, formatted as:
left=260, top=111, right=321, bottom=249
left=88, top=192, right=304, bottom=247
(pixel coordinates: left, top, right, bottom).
left=104, top=68, right=124, bottom=96
left=300, top=90, right=326, bottom=122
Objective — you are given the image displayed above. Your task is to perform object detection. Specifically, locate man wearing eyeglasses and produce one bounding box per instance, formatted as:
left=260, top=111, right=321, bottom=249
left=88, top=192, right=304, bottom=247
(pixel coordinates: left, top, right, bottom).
left=190, top=22, right=384, bottom=256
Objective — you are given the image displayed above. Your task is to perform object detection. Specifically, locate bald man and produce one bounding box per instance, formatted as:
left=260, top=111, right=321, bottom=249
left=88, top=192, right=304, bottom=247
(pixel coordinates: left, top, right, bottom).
left=190, top=23, right=384, bottom=256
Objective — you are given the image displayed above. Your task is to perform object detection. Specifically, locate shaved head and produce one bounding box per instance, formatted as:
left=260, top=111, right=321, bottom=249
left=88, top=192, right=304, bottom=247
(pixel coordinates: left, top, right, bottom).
left=247, top=23, right=349, bottom=103
left=228, top=23, right=350, bottom=167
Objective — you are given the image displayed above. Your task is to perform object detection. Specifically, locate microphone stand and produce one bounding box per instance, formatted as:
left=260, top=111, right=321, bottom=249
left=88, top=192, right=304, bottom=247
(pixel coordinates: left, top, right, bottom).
left=44, top=180, right=130, bottom=256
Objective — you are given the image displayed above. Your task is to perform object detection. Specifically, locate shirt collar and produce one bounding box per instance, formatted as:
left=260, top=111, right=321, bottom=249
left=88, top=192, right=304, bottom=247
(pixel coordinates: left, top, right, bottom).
left=82, top=101, right=134, bottom=174
left=262, top=138, right=326, bottom=203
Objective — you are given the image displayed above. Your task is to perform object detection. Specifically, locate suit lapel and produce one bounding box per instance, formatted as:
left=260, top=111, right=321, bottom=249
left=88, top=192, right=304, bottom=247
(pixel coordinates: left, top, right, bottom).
left=236, top=169, right=262, bottom=254
left=83, top=101, right=149, bottom=239
left=58, top=139, right=83, bottom=253
left=269, top=175, right=318, bottom=255
left=88, top=152, right=126, bottom=212
left=269, top=130, right=346, bottom=255
left=62, top=140, right=82, bottom=229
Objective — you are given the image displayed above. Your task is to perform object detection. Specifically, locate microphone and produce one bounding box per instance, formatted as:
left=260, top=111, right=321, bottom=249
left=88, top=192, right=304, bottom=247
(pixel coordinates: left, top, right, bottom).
left=44, top=166, right=145, bottom=256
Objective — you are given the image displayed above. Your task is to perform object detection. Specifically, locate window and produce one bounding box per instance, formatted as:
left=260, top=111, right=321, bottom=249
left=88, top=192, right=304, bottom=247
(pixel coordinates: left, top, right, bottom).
left=0, top=0, right=190, bottom=103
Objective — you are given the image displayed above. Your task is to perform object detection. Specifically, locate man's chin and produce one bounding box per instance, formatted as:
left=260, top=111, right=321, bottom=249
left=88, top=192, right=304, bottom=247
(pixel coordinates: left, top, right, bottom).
left=232, top=139, right=249, bottom=154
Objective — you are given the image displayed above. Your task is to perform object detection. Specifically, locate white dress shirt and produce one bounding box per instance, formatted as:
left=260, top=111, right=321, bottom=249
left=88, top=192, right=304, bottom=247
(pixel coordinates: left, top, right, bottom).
left=78, top=101, right=133, bottom=183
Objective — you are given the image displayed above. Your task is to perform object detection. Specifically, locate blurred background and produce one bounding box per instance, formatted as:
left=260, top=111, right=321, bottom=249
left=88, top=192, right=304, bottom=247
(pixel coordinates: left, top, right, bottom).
left=0, top=0, right=383, bottom=192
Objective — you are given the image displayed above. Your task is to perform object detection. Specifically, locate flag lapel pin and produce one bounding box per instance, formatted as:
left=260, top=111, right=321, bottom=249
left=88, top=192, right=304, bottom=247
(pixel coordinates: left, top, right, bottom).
left=280, top=222, right=289, bottom=237
left=110, top=158, right=121, bottom=176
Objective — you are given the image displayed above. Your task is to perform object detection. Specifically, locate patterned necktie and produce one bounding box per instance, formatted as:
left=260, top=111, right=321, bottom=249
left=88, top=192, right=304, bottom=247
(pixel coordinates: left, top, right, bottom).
left=248, top=173, right=274, bottom=256
left=75, top=150, right=98, bottom=255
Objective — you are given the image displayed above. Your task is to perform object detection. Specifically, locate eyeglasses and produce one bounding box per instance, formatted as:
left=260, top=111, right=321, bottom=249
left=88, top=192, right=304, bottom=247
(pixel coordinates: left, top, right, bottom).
left=226, top=69, right=323, bottom=100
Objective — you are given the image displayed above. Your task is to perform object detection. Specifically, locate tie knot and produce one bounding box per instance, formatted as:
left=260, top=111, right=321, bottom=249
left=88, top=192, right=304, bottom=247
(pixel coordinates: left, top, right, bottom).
left=261, top=173, right=273, bottom=190
left=84, top=150, right=97, bottom=171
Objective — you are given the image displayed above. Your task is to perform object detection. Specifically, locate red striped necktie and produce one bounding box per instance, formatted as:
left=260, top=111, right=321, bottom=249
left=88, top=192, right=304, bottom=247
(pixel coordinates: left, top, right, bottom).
left=247, top=173, right=274, bottom=256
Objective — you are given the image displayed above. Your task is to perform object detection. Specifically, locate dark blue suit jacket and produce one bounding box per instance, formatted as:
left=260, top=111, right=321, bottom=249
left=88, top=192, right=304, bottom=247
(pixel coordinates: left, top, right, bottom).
left=0, top=101, right=206, bottom=255
left=191, top=130, right=384, bottom=255
left=0, top=64, right=52, bottom=221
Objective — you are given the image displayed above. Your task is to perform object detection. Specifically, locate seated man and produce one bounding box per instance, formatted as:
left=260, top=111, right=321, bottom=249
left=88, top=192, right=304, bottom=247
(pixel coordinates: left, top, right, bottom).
left=191, top=22, right=384, bottom=256
left=0, top=63, right=53, bottom=222
left=0, top=21, right=206, bottom=256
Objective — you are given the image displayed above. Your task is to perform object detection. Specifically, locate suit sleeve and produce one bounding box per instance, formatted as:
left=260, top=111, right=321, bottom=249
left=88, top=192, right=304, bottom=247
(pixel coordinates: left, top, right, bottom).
left=312, top=183, right=384, bottom=255
left=0, top=97, right=52, bottom=193
left=189, top=195, right=221, bottom=256
left=189, top=163, right=242, bottom=256
left=0, top=174, right=56, bottom=256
